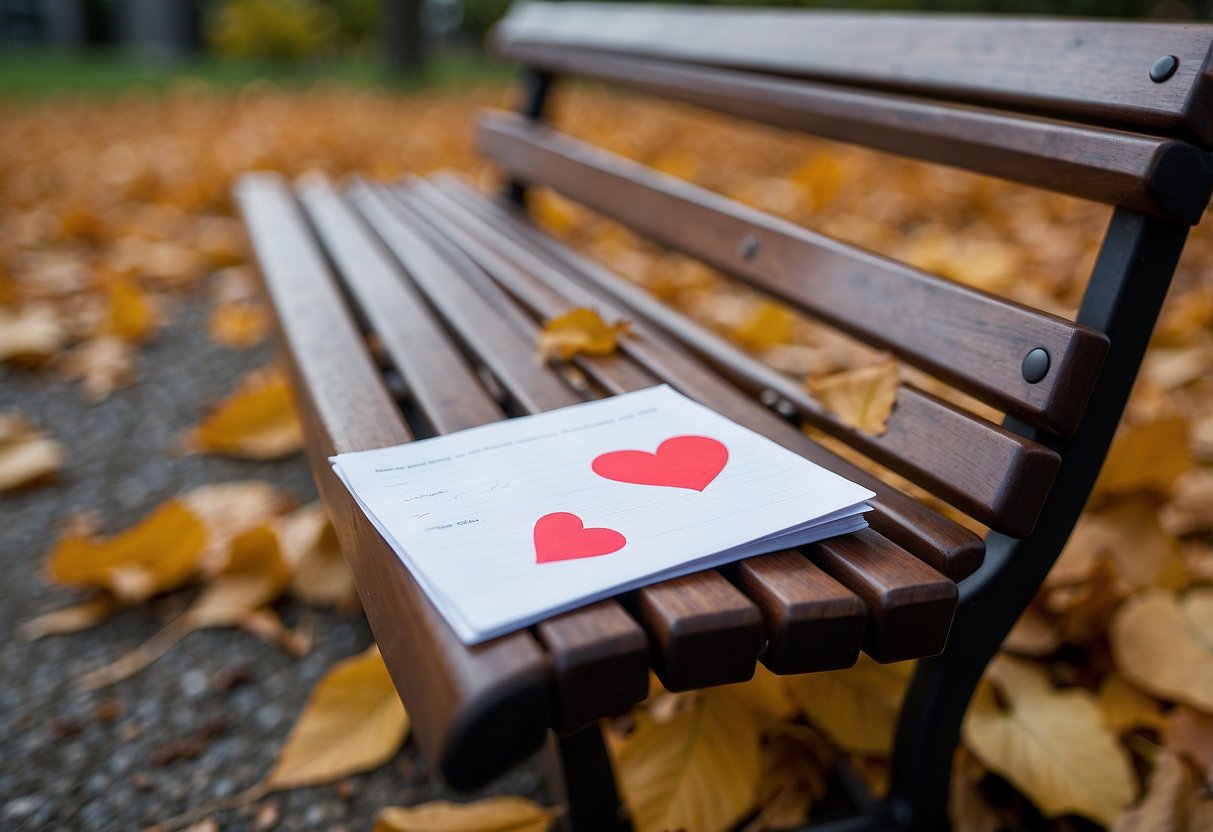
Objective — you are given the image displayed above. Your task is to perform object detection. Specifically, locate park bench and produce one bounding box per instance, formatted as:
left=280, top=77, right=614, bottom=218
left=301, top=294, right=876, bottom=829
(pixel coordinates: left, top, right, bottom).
left=234, top=4, right=1213, bottom=830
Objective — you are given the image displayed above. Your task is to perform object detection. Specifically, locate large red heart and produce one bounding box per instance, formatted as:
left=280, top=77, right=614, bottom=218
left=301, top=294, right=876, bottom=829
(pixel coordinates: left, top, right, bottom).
left=592, top=435, right=728, bottom=492
left=533, top=512, right=627, bottom=564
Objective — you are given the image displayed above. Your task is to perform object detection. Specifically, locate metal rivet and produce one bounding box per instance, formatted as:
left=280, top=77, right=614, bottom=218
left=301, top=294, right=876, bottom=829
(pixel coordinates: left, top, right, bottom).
left=1022, top=348, right=1050, bottom=383
left=740, top=234, right=759, bottom=260
left=1150, top=55, right=1178, bottom=83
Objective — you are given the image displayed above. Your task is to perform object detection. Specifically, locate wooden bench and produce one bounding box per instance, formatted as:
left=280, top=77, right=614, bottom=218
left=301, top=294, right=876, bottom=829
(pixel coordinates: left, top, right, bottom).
left=235, top=4, right=1213, bottom=830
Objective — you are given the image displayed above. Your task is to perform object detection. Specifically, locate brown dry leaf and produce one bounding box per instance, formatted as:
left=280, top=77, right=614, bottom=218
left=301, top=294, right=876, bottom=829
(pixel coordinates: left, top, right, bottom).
left=962, top=656, right=1135, bottom=827
left=20, top=594, right=118, bottom=640
left=611, top=685, right=765, bottom=832
left=0, top=412, right=64, bottom=490
left=182, top=366, right=303, bottom=460
left=208, top=300, right=268, bottom=349
left=742, top=724, right=831, bottom=832
left=1002, top=606, right=1062, bottom=657
left=1111, top=589, right=1213, bottom=713
left=181, top=480, right=291, bottom=576
left=1097, top=673, right=1165, bottom=734
left=948, top=748, right=1003, bottom=832
left=1164, top=707, right=1213, bottom=779
left=1161, top=469, right=1213, bottom=538
left=280, top=503, right=354, bottom=607
left=265, top=646, right=409, bottom=791
left=806, top=354, right=899, bottom=435
left=104, top=276, right=160, bottom=342
left=1055, top=504, right=1188, bottom=592
left=783, top=655, right=914, bottom=755
left=57, top=335, right=137, bottom=402
left=46, top=500, right=206, bottom=603
left=1111, top=751, right=1199, bottom=832
left=1093, top=417, right=1192, bottom=499
left=0, top=304, right=68, bottom=364
left=537, top=307, right=631, bottom=362
left=373, top=798, right=558, bottom=832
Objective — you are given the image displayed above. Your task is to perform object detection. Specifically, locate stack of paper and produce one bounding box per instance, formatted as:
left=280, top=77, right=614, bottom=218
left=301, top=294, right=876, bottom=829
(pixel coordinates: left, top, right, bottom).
left=331, top=385, right=873, bottom=644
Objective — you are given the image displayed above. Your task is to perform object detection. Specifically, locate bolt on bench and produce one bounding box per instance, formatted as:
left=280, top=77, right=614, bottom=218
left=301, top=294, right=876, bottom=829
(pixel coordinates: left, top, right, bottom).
left=235, top=4, right=1213, bottom=830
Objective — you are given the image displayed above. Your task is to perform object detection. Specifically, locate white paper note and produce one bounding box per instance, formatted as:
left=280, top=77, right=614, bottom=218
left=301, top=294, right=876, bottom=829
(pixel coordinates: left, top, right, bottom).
left=332, top=385, right=874, bottom=643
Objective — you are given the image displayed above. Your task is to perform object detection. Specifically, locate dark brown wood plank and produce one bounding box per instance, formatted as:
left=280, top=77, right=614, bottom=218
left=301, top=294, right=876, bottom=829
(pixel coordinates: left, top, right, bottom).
left=235, top=172, right=550, bottom=789
left=353, top=179, right=770, bottom=691
left=499, top=47, right=1213, bottom=225
left=495, top=2, right=1213, bottom=146
left=415, top=174, right=984, bottom=579
left=729, top=551, right=867, bottom=674
left=294, top=174, right=650, bottom=735
left=809, top=529, right=958, bottom=664
left=478, top=112, right=1111, bottom=436
left=435, top=174, right=1060, bottom=536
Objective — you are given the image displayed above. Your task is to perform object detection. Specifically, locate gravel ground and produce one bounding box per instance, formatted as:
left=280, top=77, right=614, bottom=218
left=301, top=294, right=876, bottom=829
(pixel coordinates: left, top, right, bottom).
left=0, top=288, right=544, bottom=831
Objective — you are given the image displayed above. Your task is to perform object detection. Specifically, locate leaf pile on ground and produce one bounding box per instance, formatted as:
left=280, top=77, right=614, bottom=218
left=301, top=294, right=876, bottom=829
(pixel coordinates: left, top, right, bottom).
left=3, top=79, right=1211, bottom=831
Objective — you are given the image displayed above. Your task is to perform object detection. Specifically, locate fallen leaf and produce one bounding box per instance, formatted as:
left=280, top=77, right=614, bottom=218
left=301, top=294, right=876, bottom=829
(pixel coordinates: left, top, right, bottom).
left=1093, top=417, right=1191, bottom=499
left=1161, top=469, right=1213, bottom=538
left=1111, top=751, right=1196, bottom=832
left=46, top=500, right=206, bottom=603
left=265, top=646, right=409, bottom=790
left=1163, top=707, right=1213, bottom=779
left=181, top=480, right=291, bottom=575
left=280, top=503, right=354, bottom=607
left=0, top=304, right=68, bottom=364
left=104, top=275, right=160, bottom=341
left=783, top=655, right=914, bottom=755
left=1003, top=606, right=1062, bottom=657
left=948, top=748, right=1002, bottom=832
left=20, top=594, right=118, bottom=640
left=57, top=335, right=137, bottom=401
left=1110, top=589, right=1213, bottom=713
left=537, top=307, right=630, bottom=362
left=611, top=685, right=765, bottom=832
left=1097, top=673, right=1164, bottom=734
left=806, top=354, right=899, bottom=435
left=181, top=366, right=303, bottom=459
left=962, top=656, right=1136, bottom=826
left=0, top=411, right=64, bottom=490
left=208, top=300, right=268, bottom=349
left=373, top=798, right=558, bottom=832
left=742, top=724, right=831, bottom=832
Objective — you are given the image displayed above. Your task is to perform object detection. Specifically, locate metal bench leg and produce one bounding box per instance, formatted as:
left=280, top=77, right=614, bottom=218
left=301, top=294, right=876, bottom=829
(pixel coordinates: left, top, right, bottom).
left=505, top=69, right=555, bottom=207
left=542, top=724, right=630, bottom=832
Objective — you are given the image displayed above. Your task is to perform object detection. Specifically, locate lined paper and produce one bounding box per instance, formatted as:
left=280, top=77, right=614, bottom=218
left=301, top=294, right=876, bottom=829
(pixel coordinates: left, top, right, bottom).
left=332, top=385, right=874, bottom=643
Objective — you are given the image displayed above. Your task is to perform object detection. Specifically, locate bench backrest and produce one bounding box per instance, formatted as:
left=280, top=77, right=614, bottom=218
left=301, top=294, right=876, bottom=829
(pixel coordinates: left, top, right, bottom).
left=483, top=1, right=1213, bottom=541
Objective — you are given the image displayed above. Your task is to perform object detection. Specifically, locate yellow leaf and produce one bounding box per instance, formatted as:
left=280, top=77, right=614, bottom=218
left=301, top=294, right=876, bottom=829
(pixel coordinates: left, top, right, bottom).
left=1111, top=589, right=1213, bottom=713
left=189, top=524, right=291, bottom=627
left=208, top=300, right=269, bottom=349
left=281, top=503, right=354, bottom=607
left=783, top=655, right=914, bottom=755
left=537, top=308, right=630, bottom=362
left=0, top=305, right=68, bottom=364
left=962, top=656, right=1136, bottom=826
left=730, top=301, right=793, bottom=352
left=611, top=685, right=765, bottom=832
left=0, top=412, right=64, bottom=490
left=806, top=355, right=899, bottom=435
left=57, top=335, right=137, bottom=402
left=1097, top=673, right=1164, bottom=734
left=104, top=276, right=159, bottom=342
left=373, top=798, right=558, bottom=832
left=1094, top=417, right=1191, bottom=499
left=181, top=479, right=291, bottom=575
left=182, top=366, right=303, bottom=460
left=46, top=500, right=206, bottom=603
left=265, top=647, right=409, bottom=790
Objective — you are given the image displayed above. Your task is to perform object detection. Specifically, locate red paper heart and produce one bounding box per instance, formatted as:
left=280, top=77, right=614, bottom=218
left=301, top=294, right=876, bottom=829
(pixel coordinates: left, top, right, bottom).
left=592, top=435, right=728, bottom=492
left=533, top=512, right=627, bottom=564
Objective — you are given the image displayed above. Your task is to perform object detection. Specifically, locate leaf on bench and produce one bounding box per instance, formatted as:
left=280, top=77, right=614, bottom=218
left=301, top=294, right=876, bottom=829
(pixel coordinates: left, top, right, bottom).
left=180, top=365, right=304, bottom=460
left=537, top=307, right=631, bottom=362
left=806, top=354, right=899, bottom=435
left=373, top=798, right=559, bottom=832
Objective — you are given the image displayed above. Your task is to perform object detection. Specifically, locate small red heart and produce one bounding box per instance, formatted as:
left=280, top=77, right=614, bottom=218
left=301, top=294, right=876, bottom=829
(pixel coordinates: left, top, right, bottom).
left=534, top=512, right=627, bottom=564
left=592, top=435, right=728, bottom=492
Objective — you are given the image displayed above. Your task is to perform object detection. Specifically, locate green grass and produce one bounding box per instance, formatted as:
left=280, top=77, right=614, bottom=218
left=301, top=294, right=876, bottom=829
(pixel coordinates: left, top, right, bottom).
left=0, top=49, right=512, bottom=98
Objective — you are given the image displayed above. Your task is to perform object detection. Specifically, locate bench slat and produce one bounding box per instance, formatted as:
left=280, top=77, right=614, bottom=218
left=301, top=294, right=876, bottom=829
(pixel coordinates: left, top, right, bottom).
left=433, top=174, right=1059, bottom=537
left=353, top=181, right=774, bottom=690
left=497, top=47, right=1213, bottom=225
left=295, top=176, right=650, bottom=735
left=479, top=112, right=1111, bottom=436
left=235, top=173, right=551, bottom=788
left=400, top=178, right=962, bottom=663
left=495, top=2, right=1213, bottom=145
left=416, top=175, right=983, bottom=577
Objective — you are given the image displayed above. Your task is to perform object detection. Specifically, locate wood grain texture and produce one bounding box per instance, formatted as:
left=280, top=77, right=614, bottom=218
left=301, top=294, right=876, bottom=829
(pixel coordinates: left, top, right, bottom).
left=420, top=175, right=986, bottom=578
left=296, top=175, right=651, bottom=736
left=728, top=551, right=868, bottom=675
left=479, top=112, right=1111, bottom=436
left=497, top=47, right=1213, bottom=225
left=235, top=173, right=551, bottom=789
left=495, top=2, right=1213, bottom=145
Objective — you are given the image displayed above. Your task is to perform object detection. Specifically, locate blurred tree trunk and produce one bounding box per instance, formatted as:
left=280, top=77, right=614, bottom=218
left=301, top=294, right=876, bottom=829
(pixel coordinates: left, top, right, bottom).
left=383, top=0, right=426, bottom=75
